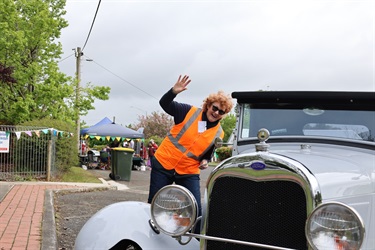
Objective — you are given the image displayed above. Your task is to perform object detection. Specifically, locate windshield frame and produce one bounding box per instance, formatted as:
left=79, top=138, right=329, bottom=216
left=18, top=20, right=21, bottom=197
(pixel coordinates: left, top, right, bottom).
left=239, top=105, right=374, bottom=142
left=232, top=91, right=375, bottom=146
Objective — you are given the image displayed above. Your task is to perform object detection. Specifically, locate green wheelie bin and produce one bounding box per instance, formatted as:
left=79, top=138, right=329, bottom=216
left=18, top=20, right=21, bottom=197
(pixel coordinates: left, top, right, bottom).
left=109, top=147, right=134, bottom=181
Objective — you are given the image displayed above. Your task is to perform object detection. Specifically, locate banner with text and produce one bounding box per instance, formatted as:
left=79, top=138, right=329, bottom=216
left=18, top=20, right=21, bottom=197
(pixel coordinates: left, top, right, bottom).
left=0, top=131, right=10, bottom=153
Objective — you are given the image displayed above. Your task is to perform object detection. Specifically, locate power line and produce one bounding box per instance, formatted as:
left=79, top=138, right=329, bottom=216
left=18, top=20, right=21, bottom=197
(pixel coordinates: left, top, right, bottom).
left=58, top=53, right=75, bottom=63
left=82, top=0, right=102, bottom=51
left=65, top=0, right=157, bottom=100
left=58, top=51, right=158, bottom=100
left=84, top=55, right=158, bottom=100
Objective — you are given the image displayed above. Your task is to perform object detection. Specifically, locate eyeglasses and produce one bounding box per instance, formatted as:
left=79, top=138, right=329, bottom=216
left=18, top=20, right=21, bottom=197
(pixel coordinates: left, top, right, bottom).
left=211, top=105, right=225, bottom=115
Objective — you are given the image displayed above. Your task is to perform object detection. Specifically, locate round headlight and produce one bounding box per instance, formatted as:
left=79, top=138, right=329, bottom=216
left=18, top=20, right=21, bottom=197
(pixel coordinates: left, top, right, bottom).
left=306, top=202, right=365, bottom=250
left=150, top=185, right=198, bottom=236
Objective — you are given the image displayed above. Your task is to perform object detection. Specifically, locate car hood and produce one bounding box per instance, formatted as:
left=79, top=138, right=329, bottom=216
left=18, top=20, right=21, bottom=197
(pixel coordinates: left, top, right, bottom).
left=241, top=142, right=375, bottom=200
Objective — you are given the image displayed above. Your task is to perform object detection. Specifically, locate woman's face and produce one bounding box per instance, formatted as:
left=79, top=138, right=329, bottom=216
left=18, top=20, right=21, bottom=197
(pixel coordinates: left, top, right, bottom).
left=206, top=102, right=226, bottom=122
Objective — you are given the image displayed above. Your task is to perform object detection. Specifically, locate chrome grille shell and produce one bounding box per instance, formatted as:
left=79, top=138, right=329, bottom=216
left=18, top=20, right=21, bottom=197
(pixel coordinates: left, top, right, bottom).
left=200, top=152, right=321, bottom=250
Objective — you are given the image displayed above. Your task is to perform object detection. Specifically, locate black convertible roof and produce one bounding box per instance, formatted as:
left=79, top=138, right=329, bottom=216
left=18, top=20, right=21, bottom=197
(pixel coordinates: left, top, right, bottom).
left=231, top=91, right=375, bottom=110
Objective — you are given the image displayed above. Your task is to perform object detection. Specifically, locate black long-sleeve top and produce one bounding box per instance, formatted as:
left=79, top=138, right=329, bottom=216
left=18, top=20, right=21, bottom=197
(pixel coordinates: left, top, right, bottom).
left=159, top=88, right=218, bottom=161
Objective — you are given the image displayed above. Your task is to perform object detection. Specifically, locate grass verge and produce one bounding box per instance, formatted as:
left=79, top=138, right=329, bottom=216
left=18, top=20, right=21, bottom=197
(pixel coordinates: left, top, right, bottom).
left=55, top=166, right=102, bottom=183
left=54, top=162, right=219, bottom=183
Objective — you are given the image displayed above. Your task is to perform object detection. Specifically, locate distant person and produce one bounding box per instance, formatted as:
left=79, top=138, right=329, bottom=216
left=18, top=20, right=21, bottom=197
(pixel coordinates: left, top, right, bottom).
left=129, top=139, right=135, bottom=149
left=147, top=140, right=158, bottom=167
left=103, top=145, right=111, bottom=158
left=110, top=141, right=120, bottom=148
left=100, top=146, right=110, bottom=170
left=80, top=141, right=87, bottom=156
left=147, top=75, right=233, bottom=231
left=150, top=139, right=158, bottom=152
left=140, top=142, right=147, bottom=160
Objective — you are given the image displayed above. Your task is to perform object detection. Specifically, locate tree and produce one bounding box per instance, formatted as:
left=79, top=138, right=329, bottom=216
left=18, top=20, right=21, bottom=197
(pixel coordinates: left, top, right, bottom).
left=220, top=113, right=236, bottom=142
left=0, top=0, right=109, bottom=125
left=133, top=111, right=173, bottom=139
left=78, top=82, right=110, bottom=117
left=0, top=63, right=16, bottom=84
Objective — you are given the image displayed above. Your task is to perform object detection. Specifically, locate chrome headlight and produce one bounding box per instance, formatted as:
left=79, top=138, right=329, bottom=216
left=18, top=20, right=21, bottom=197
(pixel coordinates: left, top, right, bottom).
left=306, top=202, right=365, bottom=250
left=150, top=185, right=198, bottom=236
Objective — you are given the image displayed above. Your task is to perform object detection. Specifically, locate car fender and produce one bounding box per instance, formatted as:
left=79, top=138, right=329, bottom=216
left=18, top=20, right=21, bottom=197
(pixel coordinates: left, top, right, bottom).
left=74, top=201, right=199, bottom=250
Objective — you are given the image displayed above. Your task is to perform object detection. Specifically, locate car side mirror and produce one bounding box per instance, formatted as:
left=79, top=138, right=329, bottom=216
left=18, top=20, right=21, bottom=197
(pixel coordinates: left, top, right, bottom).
left=214, top=137, right=223, bottom=148
left=214, top=137, right=234, bottom=148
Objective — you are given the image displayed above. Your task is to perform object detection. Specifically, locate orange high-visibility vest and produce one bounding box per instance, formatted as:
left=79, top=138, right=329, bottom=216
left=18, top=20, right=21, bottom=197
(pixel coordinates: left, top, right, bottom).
left=155, top=106, right=224, bottom=174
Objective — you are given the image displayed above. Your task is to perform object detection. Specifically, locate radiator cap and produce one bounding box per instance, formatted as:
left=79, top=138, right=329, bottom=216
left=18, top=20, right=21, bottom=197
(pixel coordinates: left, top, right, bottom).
left=255, top=128, right=270, bottom=152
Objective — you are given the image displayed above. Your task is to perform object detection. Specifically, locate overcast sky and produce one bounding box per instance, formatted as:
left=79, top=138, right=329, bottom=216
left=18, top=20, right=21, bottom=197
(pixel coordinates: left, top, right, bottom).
left=58, top=0, right=375, bottom=127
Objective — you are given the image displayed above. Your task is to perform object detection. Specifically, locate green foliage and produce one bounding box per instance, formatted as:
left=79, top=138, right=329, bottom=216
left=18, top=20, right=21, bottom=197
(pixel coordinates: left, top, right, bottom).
left=215, top=146, right=232, bottom=161
left=0, top=0, right=110, bottom=125
left=220, top=113, right=236, bottom=142
left=0, top=0, right=71, bottom=124
left=21, top=118, right=78, bottom=173
left=55, top=166, right=101, bottom=183
left=146, top=136, right=163, bottom=147
left=79, top=82, right=110, bottom=117
left=88, top=139, right=108, bottom=149
left=12, top=174, right=35, bottom=182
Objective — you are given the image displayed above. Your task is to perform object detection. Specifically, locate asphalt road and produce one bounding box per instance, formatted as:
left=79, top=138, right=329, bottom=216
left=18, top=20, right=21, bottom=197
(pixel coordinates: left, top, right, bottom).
left=54, top=167, right=213, bottom=249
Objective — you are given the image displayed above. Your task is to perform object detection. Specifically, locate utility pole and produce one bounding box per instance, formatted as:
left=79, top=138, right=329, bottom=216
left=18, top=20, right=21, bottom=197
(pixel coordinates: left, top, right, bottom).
left=75, top=47, right=83, bottom=152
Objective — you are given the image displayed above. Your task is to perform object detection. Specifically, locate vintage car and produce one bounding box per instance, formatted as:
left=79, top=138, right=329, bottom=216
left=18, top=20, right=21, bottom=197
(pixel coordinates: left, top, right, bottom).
left=75, top=91, right=375, bottom=250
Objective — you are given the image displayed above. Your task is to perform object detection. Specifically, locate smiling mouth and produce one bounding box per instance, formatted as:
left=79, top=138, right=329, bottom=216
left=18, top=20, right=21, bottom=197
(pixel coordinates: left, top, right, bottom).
left=210, top=113, right=219, bottom=119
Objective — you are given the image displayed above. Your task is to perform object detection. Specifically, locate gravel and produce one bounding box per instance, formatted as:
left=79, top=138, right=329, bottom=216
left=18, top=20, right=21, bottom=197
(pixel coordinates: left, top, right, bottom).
left=54, top=167, right=211, bottom=249
left=54, top=168, right=150, bottom=250
left=54, top=189, right=148, bottom=249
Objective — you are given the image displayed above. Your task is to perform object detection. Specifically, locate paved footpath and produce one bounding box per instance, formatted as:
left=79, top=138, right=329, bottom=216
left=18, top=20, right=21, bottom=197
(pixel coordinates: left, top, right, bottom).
left=0, top=168, right=208, bottom=249
left=0, top=180, right=121, bottom=250
left=0, top=184, right=75, bottom=250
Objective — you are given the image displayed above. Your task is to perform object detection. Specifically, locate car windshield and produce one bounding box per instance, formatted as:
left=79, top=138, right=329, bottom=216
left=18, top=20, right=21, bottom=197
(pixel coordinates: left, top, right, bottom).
left=240, top=105, right=375, bottom=142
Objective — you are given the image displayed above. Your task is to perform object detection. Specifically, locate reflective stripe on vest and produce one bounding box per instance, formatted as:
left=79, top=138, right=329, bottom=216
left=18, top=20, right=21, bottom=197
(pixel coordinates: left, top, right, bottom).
left=166, top=108, right=202, bottom=153
left=186, top=126, right=223, bottom=161
left=166, top=108, right=223, bottom=161
left=155, top=106, right=223, bottom=174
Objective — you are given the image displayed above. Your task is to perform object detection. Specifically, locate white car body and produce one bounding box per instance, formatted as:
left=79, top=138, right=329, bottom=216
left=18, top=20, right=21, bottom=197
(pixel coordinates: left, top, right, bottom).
left=76, top=91, right=375, bottom=250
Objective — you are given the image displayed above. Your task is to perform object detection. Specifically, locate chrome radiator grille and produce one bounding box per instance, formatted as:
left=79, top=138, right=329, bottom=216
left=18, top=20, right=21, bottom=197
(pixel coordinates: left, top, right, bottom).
left=205, top=176, right=308, bottom=249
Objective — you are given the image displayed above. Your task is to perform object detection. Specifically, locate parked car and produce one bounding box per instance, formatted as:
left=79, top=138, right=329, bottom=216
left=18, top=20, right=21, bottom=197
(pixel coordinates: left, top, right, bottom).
left=75, top=91, right=375, bottom=250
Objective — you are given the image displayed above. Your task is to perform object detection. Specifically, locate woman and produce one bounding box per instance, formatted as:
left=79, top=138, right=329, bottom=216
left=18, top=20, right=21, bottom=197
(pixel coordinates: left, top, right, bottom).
left=147, top=75, right=233, bottom=231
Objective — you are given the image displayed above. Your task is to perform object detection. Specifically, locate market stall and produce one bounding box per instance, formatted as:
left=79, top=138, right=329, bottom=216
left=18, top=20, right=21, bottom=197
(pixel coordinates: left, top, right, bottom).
left=81, top=118, right=145, bottom=176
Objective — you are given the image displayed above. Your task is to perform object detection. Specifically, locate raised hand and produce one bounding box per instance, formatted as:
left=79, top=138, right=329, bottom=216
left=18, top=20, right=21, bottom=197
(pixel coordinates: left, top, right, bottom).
left=172, top=75, right=191, bottom=95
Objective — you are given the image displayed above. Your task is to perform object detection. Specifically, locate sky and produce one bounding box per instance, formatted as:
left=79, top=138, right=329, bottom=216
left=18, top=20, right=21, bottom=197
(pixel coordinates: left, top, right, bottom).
left=58, top=0, right=375, bottom=127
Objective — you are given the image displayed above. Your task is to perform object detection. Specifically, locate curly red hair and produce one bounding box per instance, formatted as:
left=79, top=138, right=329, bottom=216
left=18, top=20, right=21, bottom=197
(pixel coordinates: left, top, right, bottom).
left=202, top=90, right=233, bottom=115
